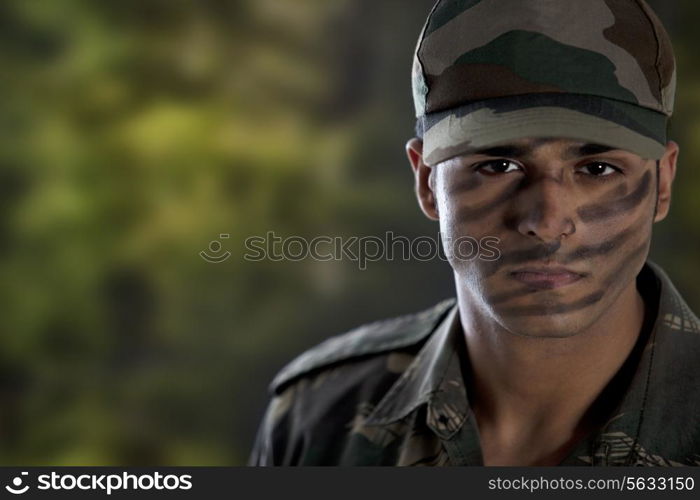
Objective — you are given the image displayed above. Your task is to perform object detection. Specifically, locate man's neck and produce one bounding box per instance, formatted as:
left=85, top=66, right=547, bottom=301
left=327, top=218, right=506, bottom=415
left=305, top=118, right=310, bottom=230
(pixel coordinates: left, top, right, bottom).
left=457, top=280, right=646, bottom=465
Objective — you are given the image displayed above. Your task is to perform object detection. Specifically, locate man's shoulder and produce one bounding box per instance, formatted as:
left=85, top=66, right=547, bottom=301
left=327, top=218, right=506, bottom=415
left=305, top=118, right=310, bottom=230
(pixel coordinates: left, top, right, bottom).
left=269, top=298, right=456, bottom=394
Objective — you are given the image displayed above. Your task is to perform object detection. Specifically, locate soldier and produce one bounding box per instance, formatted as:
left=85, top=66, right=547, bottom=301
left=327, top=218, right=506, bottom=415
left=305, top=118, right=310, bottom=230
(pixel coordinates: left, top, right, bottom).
left=250, top=0, right=700, bottom=465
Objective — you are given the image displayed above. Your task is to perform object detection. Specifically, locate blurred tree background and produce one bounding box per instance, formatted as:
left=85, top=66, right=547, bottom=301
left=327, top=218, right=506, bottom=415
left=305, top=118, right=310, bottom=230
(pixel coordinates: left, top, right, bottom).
left=0, top=0, right=697, bottom=465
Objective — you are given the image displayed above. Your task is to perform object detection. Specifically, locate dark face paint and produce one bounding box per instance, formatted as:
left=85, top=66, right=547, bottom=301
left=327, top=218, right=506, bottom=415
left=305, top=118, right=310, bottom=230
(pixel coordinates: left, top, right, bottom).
left=577, top=171, right=652, bottom=222
left=484, top=215, right=644, bottom=279
left=456, top=181, right=521, bottom=222
left=486, top=220, right=648, bottom=306
left=499, top=290, right=605, bottom=317
left=435, top=139, right=657, bottom=338
left=495, top=241, right=650, bottom=318
left=447, top=175, right=483, bottom=196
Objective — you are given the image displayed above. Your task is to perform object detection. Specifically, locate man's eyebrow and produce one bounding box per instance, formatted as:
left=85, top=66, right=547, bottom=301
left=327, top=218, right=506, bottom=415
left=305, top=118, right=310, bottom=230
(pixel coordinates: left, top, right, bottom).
left=470, top=145, right=527, bottom=157
left=567, top=143, right=617, bottom=158
left=466, top=142, right=619, bottom=159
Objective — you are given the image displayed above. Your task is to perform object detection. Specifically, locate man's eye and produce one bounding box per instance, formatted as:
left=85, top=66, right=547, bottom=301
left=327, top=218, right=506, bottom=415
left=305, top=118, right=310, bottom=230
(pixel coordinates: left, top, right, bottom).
left=475, top=160, right=522, bottom=175
left=577, top=162, right=620, bottom=177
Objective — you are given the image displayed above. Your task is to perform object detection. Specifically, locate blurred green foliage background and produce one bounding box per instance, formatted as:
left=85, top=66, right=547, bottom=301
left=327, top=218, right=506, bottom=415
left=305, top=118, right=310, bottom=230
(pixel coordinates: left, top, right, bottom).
left=0, top=0, right=697, bottom=465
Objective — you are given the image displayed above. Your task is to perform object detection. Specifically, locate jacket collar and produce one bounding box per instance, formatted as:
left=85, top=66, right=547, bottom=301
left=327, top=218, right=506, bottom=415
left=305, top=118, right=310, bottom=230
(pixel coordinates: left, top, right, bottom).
left=364, top=304, right=470, bottom=439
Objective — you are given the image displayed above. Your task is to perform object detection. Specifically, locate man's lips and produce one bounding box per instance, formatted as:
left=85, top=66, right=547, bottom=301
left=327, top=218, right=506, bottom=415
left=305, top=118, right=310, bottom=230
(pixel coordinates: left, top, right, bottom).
left=508, top=266, right=586, bottom=290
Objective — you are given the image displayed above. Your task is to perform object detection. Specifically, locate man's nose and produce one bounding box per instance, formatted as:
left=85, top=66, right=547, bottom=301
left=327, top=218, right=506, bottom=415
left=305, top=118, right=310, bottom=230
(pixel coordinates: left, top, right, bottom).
left=514, top=178, right=576, bottom=243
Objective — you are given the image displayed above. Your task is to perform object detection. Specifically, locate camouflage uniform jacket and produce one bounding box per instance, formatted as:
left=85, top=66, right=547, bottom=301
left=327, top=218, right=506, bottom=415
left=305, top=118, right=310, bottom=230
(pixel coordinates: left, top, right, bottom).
left=249, top=262, right=700, bottom=466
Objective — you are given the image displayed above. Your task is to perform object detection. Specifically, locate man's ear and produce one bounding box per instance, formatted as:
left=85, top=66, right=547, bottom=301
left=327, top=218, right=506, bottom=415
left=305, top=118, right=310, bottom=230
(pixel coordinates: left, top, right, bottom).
left=654, top=140, right=679, bottom=223
left=406, top=138, right=439, bottom=221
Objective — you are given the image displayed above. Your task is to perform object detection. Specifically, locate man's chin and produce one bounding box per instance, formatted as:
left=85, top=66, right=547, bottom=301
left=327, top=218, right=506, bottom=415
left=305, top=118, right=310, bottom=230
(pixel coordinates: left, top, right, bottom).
left=495, top=314, right=593, bottom=339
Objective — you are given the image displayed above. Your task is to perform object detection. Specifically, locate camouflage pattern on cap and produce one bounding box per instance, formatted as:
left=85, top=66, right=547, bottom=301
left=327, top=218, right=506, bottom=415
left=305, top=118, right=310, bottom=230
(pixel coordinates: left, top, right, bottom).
left=412, top=0, right=676, bottom=165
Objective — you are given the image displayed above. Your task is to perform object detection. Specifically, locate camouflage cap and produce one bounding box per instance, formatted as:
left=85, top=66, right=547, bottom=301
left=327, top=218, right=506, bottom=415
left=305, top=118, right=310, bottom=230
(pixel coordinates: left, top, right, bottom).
left=412, top=0, right=676, bottom=165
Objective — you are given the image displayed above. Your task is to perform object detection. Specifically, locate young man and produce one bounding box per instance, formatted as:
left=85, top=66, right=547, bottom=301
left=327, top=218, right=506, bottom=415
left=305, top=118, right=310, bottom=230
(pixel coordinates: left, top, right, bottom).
left=250, top=0, right=700, bottom=466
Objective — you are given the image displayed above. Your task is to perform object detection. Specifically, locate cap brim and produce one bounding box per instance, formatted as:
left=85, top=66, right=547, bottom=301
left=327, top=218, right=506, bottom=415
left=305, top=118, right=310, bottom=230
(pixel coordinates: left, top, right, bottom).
left=421, top=94, right=668, bottom=165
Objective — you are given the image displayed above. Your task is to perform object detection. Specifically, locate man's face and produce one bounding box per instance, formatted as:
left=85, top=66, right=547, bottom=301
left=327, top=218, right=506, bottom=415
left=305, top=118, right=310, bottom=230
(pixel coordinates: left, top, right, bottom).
left=411, top=137, right=677, bottom=338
